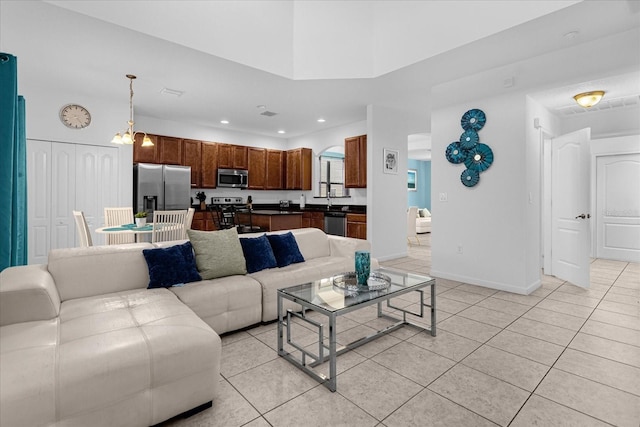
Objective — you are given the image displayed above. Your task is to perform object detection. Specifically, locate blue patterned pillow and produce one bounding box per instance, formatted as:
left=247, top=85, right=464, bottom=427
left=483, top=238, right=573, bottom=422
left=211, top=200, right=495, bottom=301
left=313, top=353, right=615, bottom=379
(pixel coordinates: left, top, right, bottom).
left=143, top=241, right=201, bottom=288
left=266, top=232, right=305, bottom=268
left=239, top=235, right=278, bottom=273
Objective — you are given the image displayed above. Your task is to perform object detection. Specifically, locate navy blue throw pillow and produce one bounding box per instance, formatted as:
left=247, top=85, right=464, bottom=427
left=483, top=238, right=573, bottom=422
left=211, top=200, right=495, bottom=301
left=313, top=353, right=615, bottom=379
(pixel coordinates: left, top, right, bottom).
left=143, top=241, right=202, bottom=288
left=239, top=235, right=278, bottom=274
left=266, top=232, right=305, bottom=268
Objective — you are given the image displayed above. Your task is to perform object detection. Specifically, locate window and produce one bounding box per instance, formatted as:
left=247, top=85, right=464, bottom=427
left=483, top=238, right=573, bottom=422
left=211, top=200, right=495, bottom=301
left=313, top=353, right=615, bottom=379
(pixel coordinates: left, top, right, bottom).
left=319, top=154, right=348, bottom=197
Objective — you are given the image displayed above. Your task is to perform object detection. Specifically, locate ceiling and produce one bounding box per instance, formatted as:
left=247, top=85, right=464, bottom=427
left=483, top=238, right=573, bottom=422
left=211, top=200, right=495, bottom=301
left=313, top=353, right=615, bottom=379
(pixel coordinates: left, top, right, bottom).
left=1, top=1, right=639, bottom=159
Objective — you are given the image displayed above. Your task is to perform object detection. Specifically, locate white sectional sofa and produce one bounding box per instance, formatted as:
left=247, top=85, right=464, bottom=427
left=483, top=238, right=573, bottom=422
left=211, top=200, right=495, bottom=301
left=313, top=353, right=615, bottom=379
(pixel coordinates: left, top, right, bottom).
left=0, top=228, right=376, bottom=427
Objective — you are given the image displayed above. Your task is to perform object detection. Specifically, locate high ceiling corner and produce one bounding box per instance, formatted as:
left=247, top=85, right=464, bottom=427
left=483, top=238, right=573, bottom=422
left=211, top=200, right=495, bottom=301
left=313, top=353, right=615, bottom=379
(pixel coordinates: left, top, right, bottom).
left=43, top=0, right=582, bottom=81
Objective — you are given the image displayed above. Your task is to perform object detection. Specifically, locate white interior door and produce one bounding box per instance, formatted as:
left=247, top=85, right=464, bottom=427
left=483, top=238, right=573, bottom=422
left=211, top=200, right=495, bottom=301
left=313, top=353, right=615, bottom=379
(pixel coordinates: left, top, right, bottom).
left=27, top=140, right=51, bottom=265
left=596, top=153, right=640, bottom=262
left=51, top=143, right=76, bottom=250
left=551, top=128, right=591, bottom=288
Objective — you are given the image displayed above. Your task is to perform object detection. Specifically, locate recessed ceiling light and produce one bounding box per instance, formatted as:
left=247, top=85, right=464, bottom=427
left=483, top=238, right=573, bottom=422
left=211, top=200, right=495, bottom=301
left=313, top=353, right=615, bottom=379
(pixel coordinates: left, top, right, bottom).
left=256, top=105, right=267, bottom=109
left=317, top=118, right=326, bottom=123
left=220, top=120, right=229, bottom=124
left=277, top=130, right=286, bottom=134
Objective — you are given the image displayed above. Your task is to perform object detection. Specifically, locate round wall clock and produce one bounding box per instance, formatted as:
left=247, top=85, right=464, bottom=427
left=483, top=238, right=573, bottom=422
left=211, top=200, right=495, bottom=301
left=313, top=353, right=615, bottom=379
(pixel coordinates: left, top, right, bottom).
left=59, top=104, right=91, bottom=129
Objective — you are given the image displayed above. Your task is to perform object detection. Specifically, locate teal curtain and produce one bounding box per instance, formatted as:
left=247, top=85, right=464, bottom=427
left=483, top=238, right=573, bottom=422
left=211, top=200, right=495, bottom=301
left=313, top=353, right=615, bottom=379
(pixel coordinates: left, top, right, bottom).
left=0, top=53, right=28, bottom=272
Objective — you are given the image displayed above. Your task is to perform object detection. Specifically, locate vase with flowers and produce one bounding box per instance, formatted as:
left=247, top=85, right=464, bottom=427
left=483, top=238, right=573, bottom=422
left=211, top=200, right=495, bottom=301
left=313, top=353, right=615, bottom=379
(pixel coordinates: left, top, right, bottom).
left=196, top=191, right=207, bottom=210
left=134, top=211, right=147, bottom=227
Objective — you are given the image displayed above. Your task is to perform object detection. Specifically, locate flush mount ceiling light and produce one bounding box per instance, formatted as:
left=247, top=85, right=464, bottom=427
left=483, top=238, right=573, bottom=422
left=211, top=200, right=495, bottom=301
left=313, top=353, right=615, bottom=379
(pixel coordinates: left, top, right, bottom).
left=317, top=118, right=326, bottom=123
left=277, top=130, right=286, bottom=134
left=111, top=74, right=153, bottom=146
left=573, top=91, right=605, bottom=108
left=220, top=120, right=229, bottom=124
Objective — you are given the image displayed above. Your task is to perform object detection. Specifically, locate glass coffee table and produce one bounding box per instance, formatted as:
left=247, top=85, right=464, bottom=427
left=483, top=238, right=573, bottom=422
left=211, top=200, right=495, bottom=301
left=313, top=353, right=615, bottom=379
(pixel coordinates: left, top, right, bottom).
left=277, top=267, right=435, bottom=392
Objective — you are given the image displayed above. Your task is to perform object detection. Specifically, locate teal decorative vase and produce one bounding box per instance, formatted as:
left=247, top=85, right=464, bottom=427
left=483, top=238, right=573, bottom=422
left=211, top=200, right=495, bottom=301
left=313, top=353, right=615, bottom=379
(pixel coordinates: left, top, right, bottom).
left=355, top=251, right=370, bottom=286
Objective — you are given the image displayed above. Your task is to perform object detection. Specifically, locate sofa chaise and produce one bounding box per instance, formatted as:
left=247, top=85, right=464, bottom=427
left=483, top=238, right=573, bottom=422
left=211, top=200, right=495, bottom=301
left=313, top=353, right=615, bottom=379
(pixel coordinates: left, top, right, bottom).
left=0, top=228, right=376, bottom=427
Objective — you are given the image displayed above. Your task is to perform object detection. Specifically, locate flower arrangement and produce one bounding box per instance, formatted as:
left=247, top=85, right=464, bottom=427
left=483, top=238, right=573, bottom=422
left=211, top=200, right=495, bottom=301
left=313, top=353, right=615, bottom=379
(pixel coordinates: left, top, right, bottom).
left=195, top=192, right=206, bottom=202
left=135, top=211, right=147, bottom=218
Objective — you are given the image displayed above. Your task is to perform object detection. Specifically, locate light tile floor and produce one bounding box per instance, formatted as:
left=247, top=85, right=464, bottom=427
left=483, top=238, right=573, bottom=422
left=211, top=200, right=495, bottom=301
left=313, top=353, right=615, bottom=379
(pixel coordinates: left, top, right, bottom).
left=164, top=234, right=640, bottom=427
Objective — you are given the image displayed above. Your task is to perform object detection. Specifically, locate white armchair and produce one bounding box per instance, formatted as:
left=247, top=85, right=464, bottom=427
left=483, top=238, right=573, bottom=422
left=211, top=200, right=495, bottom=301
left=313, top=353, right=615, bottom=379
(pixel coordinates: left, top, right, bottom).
left=407, top=206, right=420, bottom=245
left=416, top=208, right=431, bottom=234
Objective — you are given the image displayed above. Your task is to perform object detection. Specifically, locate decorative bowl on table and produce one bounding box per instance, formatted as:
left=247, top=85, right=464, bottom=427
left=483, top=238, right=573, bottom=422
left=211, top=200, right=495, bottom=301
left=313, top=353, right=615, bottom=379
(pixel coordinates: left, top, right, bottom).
left=332, top=271, right=391, bottom=296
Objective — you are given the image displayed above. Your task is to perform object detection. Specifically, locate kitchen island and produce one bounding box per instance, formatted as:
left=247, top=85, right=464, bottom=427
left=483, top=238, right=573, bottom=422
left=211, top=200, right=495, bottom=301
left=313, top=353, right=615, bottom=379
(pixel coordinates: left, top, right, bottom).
left=238, top=210, right=303, bottom=232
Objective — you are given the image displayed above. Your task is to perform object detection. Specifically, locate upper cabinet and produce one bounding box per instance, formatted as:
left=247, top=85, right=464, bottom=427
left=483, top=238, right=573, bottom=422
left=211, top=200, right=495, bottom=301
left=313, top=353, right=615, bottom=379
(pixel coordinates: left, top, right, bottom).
left=182, top=139, right=202, bottom=187
left=158, top=136, right=183, bottom=165
left=248, top=148, right=285, bottom=190
left=133, top=133, right=158, bottom=164
left=133, top=134, right=183, bottom=165
left=201, top=142, right=218, bottom=188
left=286, top=148, right=312, bottom=190
left=265, top=149, right=284, bottom=190
left=247, top=147, right=267, bottom=189
left=218, top=143, right=248, bottom=169
left=345, top=135, right=367, bottom=188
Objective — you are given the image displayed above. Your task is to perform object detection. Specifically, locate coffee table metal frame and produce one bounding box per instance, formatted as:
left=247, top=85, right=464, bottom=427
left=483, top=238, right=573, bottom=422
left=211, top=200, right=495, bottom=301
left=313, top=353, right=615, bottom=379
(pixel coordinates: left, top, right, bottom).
left=277, top=268, right=436, bottom=392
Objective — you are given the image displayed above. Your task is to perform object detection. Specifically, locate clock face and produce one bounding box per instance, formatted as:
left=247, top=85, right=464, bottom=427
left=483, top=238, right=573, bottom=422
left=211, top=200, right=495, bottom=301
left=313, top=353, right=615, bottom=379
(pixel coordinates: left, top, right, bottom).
left=60, top=104, right=91, bottom=129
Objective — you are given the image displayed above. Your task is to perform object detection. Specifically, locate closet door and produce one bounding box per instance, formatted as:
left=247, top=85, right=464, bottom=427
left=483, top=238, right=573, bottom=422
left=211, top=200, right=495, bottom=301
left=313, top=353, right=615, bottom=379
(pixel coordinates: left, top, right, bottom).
left=98, top=146, right=119, bottom=228
left=51, top=143, right=76, bottom=250
left=75, top=145, right=100, bottom=246
left=27, top=140, right=51, bottom=264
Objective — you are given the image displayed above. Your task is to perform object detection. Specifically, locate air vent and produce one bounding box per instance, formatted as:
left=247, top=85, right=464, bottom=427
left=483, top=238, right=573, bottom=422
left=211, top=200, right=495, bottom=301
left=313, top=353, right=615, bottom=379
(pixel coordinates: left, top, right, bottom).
left=160, top=87, right=184, bottom=97
left=557, top=94, right=640, bottom=115
left=260, top=110, right=278, bottom=117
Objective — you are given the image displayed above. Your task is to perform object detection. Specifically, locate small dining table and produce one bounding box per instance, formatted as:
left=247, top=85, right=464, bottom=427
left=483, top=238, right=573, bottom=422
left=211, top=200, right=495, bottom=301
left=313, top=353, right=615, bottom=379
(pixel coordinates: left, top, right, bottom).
left=95, top=223, right=153, bottom=243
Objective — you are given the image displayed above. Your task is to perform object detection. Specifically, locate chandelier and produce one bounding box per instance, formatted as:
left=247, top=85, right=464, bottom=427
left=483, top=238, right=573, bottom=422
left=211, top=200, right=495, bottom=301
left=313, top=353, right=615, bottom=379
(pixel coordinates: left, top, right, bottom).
left=111, top=74, right=153, bottom=146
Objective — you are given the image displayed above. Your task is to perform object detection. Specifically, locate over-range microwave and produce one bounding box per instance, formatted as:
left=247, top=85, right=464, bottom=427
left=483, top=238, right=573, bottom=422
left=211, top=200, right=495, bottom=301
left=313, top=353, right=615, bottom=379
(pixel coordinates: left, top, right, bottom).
left=217, top=168, right=248, bottom=188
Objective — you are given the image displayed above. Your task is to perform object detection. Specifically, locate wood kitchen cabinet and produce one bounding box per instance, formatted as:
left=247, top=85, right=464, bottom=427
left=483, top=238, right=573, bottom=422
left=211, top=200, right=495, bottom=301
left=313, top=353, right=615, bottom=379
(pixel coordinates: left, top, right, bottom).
left=158, top=136, right=183, bottom=165
left=346, top=213, right=367, bottom=239
left=345, top=135, right=367, bottom=188
left=201, top=142, right=219, bottom=188
left=182, top=139, right=202, bottom=187
left=133, top=133, right=158, bottom=163
left=218, top=143, right=248, bottom=169
left=301, top=211, right=324, bottom=230
left=247, top=147, right=266, bottom=189
left=285, top=148, right=312, bottom=190
left=191, top=210, right=215, bottom=231
left=265, top=149, right=284, bottom=189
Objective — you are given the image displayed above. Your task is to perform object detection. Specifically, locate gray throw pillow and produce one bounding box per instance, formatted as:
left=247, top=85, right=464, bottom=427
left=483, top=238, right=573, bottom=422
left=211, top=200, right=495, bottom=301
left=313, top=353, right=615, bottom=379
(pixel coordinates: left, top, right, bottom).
left=187, top=227, right=247, bottom=279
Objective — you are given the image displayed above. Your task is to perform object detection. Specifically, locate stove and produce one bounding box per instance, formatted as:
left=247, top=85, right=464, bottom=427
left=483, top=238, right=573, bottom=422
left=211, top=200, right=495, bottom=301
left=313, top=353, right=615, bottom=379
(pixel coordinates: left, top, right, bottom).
left=210, top=197, right=244, bottom=205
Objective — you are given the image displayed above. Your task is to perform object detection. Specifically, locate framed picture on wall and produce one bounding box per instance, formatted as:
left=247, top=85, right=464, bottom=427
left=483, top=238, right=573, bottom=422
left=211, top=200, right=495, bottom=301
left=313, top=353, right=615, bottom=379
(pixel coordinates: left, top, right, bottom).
left=383, top=148, right=399, bottom=174
left=408, top=169, right=417, bottom=191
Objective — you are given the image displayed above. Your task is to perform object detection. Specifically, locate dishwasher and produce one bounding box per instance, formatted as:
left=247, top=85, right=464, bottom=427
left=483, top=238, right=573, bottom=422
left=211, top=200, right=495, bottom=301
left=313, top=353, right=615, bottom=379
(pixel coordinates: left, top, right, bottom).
left=324, top=211, right=347, bottom=236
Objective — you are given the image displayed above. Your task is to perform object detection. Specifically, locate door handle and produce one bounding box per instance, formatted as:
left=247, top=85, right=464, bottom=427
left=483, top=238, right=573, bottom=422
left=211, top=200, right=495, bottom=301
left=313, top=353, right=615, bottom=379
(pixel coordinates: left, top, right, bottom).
left=575, top=213, right=591, bottom=219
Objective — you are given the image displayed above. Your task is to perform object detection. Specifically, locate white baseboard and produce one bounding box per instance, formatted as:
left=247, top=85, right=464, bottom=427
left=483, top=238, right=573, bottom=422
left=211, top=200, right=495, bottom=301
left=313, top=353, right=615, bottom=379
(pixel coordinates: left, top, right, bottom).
left=429, top=269, right=541, bottom=295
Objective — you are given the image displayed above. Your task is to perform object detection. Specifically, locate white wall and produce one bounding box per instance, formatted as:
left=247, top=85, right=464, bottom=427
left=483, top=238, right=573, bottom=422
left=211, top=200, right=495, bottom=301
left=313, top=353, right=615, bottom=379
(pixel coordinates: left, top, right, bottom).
left=431, top=91, right=540, bottom=294
left=367, top=105, right=410, bottom=261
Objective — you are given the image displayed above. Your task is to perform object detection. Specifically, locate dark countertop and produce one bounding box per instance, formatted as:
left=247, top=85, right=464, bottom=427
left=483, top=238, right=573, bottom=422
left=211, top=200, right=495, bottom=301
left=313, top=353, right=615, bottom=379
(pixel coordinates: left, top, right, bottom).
left=250, top=210, right=303, bottom=216
left=191, top=203, right=366, bottom=215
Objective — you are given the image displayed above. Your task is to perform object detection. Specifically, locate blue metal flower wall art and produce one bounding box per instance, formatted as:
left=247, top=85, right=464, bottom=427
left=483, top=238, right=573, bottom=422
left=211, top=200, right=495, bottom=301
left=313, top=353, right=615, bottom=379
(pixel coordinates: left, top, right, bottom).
left=445, top=108, right=493, bottom=187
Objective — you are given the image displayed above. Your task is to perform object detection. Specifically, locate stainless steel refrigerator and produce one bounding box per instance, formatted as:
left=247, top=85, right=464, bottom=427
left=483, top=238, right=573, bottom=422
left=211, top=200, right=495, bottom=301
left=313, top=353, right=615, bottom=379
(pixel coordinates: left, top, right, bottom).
left=133, top=163, right=191, bottom=220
